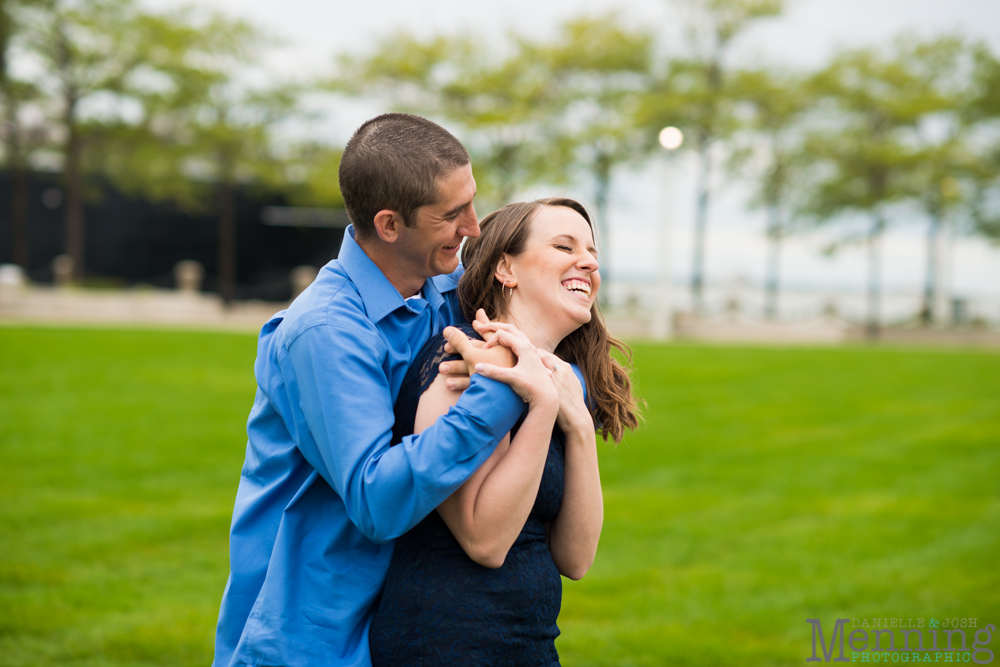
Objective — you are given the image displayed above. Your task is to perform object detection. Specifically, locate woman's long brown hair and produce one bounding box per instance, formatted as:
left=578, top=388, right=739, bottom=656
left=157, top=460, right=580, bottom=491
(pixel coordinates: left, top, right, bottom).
left=459, top=197, right=641, bottom=443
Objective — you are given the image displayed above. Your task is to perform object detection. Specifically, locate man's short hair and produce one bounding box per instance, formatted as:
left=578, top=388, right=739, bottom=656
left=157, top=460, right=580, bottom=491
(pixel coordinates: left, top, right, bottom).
left=339, top=113, right=471, bottom=239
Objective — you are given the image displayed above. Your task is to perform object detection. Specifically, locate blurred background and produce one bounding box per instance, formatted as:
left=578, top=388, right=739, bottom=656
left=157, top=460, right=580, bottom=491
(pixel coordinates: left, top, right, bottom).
left=0, top=0, right=998, bottom=340
left=0, top=1, right=998, bottom=666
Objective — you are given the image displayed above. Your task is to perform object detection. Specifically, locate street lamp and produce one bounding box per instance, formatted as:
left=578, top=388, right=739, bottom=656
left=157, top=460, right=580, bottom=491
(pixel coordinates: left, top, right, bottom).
left=658, top=126, right=684, bottom=151
left=651, top=127, right=683, bottom=340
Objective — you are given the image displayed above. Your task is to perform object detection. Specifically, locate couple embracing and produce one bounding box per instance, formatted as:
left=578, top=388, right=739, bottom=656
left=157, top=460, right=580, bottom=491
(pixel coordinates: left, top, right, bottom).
left=212, top=113, right=640, bottom=667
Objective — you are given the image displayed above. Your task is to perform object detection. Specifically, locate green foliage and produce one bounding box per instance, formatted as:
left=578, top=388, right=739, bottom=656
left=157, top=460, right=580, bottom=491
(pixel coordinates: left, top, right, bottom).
left=640, top=0, right=784, bottom=148
left=2, top=0, right=1000, bottom=295
left=2, top=327, right=998, bottom=665
left=636, top=0, right=787, bottom=311
left=674, top=0, right=783, bottom=51
left=728, top=68, right=813, bottom=220
left=800, top=37, right=972, bottom=230
left=281, top=143, right=345, bottom=209
left=89, top=11, right=303, bottom=211
left=333, top=14, right=653, bottom=211
left=966, top=45, right=1000, bottom=243
left=523, top=14, right=655, bottom=276
left=0, top=0, right=46, bottom=164
left=0, top=0, right=336, bottom=281
left=335, top=30, right=565, bottom=208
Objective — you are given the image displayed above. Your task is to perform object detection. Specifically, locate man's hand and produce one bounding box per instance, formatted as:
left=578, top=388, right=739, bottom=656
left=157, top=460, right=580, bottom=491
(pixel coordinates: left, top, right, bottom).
left=471, top=311, right=531, bottom=351
left=439, top=312, right=509, bottom=391
left=438, top=358, right=471, bottom=392
left=443, top=326, right=516, bottom=374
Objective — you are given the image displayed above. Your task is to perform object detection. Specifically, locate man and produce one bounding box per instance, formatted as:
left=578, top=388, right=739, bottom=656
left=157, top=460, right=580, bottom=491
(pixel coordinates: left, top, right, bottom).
left=212, top=113, right=524, bottom=667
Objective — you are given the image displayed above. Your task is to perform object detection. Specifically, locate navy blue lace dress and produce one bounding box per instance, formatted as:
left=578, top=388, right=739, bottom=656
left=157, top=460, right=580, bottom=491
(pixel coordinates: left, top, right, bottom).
left=369, top=324, right=565, bottom=667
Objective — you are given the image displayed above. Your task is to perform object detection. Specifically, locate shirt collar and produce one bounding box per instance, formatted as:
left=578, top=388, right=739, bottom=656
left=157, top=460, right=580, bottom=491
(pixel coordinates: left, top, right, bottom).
left=338, top=225, right=459, bottom=323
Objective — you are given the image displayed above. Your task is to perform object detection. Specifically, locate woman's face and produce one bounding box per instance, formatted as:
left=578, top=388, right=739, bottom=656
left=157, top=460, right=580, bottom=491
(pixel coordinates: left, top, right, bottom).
left=502, top=205, right=601, bottom=350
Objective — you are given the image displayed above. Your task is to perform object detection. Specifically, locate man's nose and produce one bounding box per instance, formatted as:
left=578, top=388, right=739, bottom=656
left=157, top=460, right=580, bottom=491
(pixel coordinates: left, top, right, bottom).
left=460, top=207, right=481, bottom=238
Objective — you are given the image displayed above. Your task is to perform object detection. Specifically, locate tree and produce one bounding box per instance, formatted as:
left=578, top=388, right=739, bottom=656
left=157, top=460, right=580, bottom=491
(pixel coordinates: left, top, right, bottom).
left=728, top=67, right=812, bottom=320
left=639, top=0, right=783, bottom=313
left=333, top=31, right=569, bottom=211
left=965, top=44, right=1000, bottom=246
left=526, top=15, right=654, bottom=303
left=93, top=13, right=302, bottom=303
left=799, top=38, right=957, bottom=337
left=333, top=16, right=654, bottom=306
left=20, top=0, right=211, bottom=282
left=891, top=38, right=977, bottom=326
left=0, top=0, right=48, bottom=271
left=281, top=142, right=344, bottom=209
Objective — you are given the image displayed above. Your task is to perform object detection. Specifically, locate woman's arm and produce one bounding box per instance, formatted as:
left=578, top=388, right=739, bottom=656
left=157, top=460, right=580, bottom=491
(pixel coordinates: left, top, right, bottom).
left=414, top=328, right=560, bottom=568
left=546, top=421, right=602, bottom=580
left=414, top=374, right=558, bottom=568
left=538, top=353, right=603, bottom=581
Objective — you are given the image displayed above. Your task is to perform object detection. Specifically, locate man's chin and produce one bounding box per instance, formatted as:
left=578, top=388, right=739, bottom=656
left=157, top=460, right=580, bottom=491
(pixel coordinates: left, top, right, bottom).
left=435, top=257, right=460, bottom=275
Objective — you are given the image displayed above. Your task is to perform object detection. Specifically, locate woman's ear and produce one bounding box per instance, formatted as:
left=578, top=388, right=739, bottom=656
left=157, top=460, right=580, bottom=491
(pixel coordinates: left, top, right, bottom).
left=373, top=209, right=403, bottom=243
left=494, top=253, right=516, bottom=288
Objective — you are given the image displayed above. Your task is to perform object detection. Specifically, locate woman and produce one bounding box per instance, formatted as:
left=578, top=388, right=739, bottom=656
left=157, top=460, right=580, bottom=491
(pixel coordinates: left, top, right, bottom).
left=370, top=197, right=640, bottom=666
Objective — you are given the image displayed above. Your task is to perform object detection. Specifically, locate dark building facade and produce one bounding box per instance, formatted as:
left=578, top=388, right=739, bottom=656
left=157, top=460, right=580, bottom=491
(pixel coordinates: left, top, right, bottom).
left=0, top=172, right=346, bottom=301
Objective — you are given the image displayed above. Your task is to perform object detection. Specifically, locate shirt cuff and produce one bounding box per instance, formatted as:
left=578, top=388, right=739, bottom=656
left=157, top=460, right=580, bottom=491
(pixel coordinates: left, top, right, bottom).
left=458, top=374, right=527, bottom=441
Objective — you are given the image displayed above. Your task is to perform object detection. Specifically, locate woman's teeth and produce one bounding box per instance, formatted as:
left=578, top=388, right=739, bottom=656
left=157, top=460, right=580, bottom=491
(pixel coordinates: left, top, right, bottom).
left=564, top=280, right=590, bottom=296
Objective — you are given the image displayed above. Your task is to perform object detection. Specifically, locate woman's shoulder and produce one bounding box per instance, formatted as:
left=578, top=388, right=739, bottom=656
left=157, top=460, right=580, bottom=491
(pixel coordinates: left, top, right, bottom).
left=408, top=323, right=481, bottom=390
left=568, top=363, right=587, bottom=401
left=416, top=322, right=479, bottom=368
left=445, top=322, right=480, bottom=342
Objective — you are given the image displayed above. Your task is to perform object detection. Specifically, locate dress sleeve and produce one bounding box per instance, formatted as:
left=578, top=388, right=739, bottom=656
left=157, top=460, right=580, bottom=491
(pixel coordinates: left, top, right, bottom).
left=279, top=321, right=525, bottom=543
left=392, top=323, right=480, bottom=446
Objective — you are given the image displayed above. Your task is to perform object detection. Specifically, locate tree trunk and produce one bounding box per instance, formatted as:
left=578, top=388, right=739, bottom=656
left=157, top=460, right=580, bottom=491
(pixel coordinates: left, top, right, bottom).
left=920, top=210, right=941, bottom=326
left=496, top=142, right=517, bottom=207
left=1, top=0, right=28, bottom=270
left=217, top=181, right=237, bottom=305
left=764, top=204, right=781, bottom=321
left=691, top=140, right=711, bottom=314
left=10, top=164, right=28, bottom=268
left=865, top=215, right=883, bottom=340
left=3, top=102, right=30, bottom=270
left=593, top=153, right=611, bottom=309
left=64, top=119, right=85, bottom=282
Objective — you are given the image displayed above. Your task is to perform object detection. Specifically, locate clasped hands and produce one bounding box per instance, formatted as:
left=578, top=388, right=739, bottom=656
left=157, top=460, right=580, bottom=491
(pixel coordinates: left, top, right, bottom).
left=439, top=310, right=592, bottom=434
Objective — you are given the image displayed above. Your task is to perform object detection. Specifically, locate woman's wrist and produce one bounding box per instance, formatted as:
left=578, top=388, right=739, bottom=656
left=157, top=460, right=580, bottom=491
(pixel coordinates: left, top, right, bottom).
left=561, top=416, right=596, bottom=445
left=528, top=391, right=560, bottom=416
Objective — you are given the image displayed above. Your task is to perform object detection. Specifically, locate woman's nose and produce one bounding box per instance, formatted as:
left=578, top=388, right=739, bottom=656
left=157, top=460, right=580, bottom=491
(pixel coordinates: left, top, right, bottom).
left=577, top=252, right=599, bottom=272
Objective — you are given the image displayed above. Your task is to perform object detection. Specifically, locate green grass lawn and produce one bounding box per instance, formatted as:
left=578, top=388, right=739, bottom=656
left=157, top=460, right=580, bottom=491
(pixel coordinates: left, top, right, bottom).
left=1, top=327, right=998, bottom=666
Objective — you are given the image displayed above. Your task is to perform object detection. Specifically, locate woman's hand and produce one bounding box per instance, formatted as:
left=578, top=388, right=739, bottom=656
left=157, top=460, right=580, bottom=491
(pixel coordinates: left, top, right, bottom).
left=537, top=349, right=594, bottom=437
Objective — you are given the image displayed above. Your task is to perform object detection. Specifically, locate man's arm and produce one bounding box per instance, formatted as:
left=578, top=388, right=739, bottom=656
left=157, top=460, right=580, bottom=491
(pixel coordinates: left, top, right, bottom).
left=277, top=322, right=525, bottom=543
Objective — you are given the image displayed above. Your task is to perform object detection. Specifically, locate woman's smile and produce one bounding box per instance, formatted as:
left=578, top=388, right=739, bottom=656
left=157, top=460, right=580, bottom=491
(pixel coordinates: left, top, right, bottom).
left=501, top=205, right=601, bottom=351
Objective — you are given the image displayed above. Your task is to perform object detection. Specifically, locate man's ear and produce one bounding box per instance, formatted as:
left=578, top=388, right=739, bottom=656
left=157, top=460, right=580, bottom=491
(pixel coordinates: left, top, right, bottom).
left=373, top=209, right=404, bottom=243
left=494, top=253, right=516, bottom=288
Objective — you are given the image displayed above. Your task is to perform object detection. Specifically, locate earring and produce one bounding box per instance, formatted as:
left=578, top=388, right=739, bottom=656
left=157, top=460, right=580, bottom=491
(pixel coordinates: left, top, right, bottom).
left=503, top=279, right=514, bottom=301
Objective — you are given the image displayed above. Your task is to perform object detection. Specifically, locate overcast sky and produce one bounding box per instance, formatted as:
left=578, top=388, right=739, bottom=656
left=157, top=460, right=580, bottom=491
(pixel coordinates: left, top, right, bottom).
left=145, top=0, right=1000, bottom=314
left=156, top=0, right=1000, bottom=75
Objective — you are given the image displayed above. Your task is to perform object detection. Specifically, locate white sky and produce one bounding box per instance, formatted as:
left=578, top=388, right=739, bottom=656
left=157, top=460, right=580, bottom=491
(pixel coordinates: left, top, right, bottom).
left=144, top=0, right=1000, bottom=311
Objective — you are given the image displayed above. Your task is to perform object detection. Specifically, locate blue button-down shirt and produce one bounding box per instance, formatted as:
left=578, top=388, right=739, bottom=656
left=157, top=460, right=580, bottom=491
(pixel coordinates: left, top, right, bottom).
left=213, top=227, right=526, bottom=667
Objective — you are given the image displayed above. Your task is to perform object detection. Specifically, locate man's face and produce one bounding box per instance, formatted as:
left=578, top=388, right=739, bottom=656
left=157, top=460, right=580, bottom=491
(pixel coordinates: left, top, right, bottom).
left=395, top=163, right=479, bottom=281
